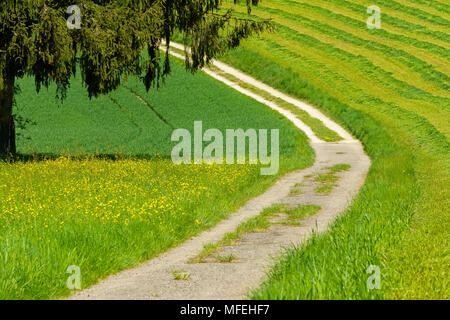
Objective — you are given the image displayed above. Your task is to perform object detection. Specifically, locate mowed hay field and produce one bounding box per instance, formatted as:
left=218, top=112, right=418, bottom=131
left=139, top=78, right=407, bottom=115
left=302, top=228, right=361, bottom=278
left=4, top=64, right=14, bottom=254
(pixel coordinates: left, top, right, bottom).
left=0, top=60, right=314, bottom=299
left=219, top=0, right=449, bottom=299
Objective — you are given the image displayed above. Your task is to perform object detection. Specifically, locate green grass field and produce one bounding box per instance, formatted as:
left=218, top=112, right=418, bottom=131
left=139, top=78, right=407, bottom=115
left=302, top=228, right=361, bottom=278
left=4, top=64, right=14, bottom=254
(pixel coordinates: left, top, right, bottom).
left=218, top=0, right=449, bottom=299
left=0, top=60, right=314, bottom=299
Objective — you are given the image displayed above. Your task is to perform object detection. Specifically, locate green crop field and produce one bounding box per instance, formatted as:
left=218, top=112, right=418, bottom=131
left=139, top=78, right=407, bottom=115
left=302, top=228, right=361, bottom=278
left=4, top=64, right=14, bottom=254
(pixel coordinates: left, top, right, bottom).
left=219, top=0, right=449, bottom=299
left=0, top=60, right=314, bottom=299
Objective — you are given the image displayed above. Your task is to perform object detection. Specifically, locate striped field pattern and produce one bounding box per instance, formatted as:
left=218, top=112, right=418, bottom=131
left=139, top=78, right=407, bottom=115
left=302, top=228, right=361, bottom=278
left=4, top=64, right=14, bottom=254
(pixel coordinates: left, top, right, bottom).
left=220, top=0, right=449, bottom=299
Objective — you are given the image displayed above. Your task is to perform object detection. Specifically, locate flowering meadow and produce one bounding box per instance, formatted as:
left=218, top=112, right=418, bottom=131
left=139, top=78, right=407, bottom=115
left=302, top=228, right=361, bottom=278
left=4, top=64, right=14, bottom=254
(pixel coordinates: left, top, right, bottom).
left=0, top=156, right=284, bottom=298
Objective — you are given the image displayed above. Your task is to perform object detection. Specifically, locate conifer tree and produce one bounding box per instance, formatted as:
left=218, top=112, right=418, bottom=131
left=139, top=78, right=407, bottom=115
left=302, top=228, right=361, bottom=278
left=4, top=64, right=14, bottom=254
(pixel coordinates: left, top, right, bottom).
left=0, top=0, right=267, bottom=155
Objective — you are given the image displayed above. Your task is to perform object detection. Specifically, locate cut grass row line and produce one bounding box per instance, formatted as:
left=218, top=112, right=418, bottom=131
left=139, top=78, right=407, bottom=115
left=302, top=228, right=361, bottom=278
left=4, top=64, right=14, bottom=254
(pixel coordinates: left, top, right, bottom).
left=228, top=3, right=450, bottom=91
left=399, top=0, right=450, bottom=15
left=223, top=5, right=450, bottom=119
left=223, top=42, right=449, bottom=178
left=263, top=0, right=450, bottom=62
left=263, top=0, right=450, bottom=75
left=234, top=39, right=450, bottom=139
left=320, top=0, right=450, bottom=37
left=256, top=29, right=450, bottom=109
left=368, top=0, right=450, bottom=28
left=395, top=0, right=450, bottom=17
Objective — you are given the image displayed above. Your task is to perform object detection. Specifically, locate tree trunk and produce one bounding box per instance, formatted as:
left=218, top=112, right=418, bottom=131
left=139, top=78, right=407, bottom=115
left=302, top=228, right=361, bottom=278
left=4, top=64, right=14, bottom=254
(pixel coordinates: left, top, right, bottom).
left=0, top=75, right=16, bottom=157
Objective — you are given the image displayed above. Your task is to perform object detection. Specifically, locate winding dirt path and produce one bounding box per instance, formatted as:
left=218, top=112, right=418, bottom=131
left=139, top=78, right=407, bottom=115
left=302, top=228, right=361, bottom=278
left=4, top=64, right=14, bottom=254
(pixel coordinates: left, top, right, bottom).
left=69, top=44, right=370, bottom=300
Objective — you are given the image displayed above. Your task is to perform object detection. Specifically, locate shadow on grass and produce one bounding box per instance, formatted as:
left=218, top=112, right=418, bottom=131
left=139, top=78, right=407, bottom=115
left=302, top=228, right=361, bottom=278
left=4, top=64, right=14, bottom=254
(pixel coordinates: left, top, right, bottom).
left=0, top=152, right=173, bottom=163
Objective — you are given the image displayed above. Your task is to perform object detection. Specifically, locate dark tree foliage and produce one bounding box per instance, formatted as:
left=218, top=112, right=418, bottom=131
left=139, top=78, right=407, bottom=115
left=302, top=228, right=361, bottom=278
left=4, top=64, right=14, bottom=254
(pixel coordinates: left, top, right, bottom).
left=0, top=0, right=268, bottom=155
